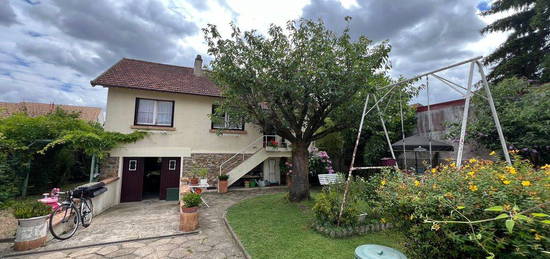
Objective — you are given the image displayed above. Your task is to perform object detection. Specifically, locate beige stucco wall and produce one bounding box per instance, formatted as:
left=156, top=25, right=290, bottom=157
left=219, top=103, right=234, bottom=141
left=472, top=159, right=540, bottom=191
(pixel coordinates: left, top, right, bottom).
left=104, top=87, right=263, bottom=157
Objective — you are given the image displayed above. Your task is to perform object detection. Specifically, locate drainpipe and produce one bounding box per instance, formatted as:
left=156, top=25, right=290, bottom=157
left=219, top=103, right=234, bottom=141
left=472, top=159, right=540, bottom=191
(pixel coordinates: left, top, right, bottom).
left=89, top=155, right=96, bottom=183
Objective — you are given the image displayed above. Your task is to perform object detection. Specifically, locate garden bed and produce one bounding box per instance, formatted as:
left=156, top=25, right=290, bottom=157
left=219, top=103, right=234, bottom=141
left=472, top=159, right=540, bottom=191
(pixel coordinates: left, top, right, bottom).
left=226, top=192, right=404, bottom=259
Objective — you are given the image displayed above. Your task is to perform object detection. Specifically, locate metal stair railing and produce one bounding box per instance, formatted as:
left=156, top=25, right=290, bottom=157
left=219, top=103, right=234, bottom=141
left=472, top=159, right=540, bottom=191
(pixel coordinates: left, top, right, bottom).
left=218, top=135, right=279, bottom=176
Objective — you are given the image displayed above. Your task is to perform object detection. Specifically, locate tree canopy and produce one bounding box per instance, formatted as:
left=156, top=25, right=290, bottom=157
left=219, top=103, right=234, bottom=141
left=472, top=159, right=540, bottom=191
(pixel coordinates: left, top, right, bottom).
left=481, top=0, right=550, bottom=82
left=467, top=78, right=550, bottom=164
left=203, top=18, right=393, bottom=201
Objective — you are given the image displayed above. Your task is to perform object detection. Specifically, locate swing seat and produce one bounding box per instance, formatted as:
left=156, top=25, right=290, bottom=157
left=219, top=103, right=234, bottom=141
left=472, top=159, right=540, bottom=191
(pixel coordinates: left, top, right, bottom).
left=318, top=174, right=342, bottom=185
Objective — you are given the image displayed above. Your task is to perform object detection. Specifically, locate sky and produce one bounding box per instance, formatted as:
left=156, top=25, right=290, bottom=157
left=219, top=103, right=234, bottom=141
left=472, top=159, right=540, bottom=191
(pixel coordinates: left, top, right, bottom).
left=0, top=0, right=509, bottom=108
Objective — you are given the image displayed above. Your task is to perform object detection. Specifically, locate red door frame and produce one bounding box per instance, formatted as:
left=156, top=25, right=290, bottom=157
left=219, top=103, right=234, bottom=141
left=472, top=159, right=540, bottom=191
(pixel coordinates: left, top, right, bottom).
left=159, top=157, right=181, bottom=200
left=121, top=157, right=144, bottom=202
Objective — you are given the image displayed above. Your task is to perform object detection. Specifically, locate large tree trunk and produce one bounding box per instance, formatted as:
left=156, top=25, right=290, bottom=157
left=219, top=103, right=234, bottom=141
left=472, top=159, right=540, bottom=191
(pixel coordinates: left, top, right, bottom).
left=289, top=142, right=310, bottom=202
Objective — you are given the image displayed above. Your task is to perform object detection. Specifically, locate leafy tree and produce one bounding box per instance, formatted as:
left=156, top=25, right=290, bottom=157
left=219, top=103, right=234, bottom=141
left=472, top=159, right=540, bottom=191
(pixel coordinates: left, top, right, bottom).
left=468, top=78, right=550, bottom=164
left=0, top=109, right=146, bottom=201
left=481, top=0, right=550, bottom=82
left=203, top=18, right=391, bottom=201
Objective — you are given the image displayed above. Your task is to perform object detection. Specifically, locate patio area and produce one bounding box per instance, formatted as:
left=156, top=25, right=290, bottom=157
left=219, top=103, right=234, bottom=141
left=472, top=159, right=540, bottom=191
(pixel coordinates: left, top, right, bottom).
left=3, top=188, right=285, bottom=258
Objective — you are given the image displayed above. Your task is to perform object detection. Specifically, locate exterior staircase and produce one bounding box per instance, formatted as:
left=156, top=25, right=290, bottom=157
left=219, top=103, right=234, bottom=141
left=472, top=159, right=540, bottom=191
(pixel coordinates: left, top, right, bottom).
left=220, top=135, right=291, bottom=186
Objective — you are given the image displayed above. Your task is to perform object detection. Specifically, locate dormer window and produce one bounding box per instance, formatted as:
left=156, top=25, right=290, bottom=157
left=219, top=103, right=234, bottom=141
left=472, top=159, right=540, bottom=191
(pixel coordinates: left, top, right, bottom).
left=134, top=98, right=174, bottom=127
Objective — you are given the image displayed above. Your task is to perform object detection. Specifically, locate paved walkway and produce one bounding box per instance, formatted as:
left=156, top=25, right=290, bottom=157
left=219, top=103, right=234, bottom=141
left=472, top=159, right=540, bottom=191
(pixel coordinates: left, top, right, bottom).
left=5, top=188, right=284, bottom=258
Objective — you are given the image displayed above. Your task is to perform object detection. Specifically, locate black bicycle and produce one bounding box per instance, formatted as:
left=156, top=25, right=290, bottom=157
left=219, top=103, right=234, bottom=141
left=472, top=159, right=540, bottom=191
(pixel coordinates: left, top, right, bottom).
left=48, top=188, right=94, bottom=240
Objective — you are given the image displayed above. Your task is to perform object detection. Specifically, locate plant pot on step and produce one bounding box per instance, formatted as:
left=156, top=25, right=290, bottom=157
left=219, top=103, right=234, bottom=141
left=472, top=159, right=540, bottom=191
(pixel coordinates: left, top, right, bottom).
left=190, top=177, right=199, bottom=185
left=218, top=174, right=229, bottom=193
left=13, top=201, right=52, bottom=251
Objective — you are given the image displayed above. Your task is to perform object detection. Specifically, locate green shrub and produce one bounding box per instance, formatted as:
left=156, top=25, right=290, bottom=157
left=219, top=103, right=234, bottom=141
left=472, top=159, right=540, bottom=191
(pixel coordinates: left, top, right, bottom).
left=218, top=174, right=229, bottom=181
left=191, top=167, right=208, bottom=178
left=376, top=157, right=550, bottom=258
left=181, top=192, right=202, bottom=208
left=12, top=200, right=52, bottom=219
left=312, top=175, right=370, bottom=228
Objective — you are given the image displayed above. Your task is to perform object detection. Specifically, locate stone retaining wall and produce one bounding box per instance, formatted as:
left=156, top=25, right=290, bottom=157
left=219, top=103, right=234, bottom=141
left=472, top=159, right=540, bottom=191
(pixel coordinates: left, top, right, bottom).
left=99, top=156, right=119, bottom=180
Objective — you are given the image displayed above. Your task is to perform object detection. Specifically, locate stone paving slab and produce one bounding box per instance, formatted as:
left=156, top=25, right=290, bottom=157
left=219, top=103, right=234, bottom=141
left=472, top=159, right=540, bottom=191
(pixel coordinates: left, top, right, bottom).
left=4, top=188, right=284, bottom=258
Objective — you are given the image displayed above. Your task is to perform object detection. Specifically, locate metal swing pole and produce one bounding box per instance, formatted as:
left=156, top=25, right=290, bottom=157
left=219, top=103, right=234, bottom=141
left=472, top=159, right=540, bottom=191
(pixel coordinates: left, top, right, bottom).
left=337, top=94, right=370, bottom=226
left=475, top=61, right=512, bottom=165
left=398, top=91, right=407, bottom=169
left=426, top=76, right=433, bottom=167
left=374, top=95, right=398, bottom=168
left=456, top=62, right=475, bottom=168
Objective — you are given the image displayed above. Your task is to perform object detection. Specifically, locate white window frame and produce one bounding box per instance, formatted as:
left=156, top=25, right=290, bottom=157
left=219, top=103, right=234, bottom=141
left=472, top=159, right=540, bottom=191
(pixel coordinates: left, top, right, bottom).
left=129, top=160, right=137, bottom=171
left=211, top=105, right=244, bottom=130
left=168, top=160, right=177, bottom=171
left=135, top=98, right=174, bottom=127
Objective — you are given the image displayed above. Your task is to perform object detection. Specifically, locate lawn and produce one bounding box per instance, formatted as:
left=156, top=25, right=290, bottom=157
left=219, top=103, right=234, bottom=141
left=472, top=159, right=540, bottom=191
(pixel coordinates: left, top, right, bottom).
left=226, top=192, right=405, bottom=259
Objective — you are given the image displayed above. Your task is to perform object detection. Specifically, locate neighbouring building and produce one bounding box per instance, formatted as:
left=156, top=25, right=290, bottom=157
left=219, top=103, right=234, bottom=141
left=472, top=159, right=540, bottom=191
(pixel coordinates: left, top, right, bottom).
left=0, top=101, right=104, bottom=123
left=396, top=98, right=491, bottom=171
left=91, top=56, right=290, bottom=203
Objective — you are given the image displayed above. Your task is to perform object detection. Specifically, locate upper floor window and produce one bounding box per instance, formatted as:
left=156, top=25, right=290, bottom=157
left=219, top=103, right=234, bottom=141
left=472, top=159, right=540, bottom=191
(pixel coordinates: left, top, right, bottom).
left=135, top=98, right=174, bottom=127
left=211, top=105, right=244, bottom=130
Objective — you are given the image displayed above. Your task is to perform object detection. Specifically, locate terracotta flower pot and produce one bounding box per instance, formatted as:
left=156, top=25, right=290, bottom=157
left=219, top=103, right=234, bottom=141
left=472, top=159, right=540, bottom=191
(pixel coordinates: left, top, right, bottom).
left=14, top=215, right=49, bottom=251
left=190, top=178, right=199, bottom=185
left=180, top=207, right=199, bottom=232
left=218, top=180, right=228, bottom=193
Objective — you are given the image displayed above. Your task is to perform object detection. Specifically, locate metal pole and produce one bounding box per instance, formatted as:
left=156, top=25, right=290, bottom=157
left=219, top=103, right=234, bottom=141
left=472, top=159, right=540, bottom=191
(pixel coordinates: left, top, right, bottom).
left=374, top=95, right=397, bottom=163
left=426, top=76, right=433, bottom=167
left=89, top=155, right=96, bottom=183
left=337, top=94, right=370, bottom=226
left=475, top=61, right=512, bottom=165
left=399, top=92, right=407, bottom=169
left=456, top=62, right=475, bottom=168
left=376, top=56, right=483, bottom=91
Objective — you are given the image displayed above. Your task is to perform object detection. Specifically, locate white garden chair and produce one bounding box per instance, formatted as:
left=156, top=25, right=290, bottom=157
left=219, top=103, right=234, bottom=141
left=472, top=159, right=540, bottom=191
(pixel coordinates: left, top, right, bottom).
left=318, top=174, right=343, bottom=185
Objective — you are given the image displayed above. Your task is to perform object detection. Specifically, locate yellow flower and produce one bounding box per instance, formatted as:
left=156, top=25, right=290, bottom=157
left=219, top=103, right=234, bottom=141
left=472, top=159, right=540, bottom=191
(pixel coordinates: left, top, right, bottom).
left=414, top=180, right=421, bottom=187
left=497, top=174, right=507, bottom=180
left=467, top=171, right=476, bottom=177
left=450, top=162, right=456, bottom=168
left=521, top=181, right=531, bottom=187
left=502, top=180, right=512, bottom=185
left=489, top=151, right=496, bottom=156
left=534, top=233, right=542, bottom=240
left=506, top=166, right=517, bottom=175
left=431, top=168, right=437, bottom=173
left=381, top=180, right=386, bottom=186
left=469, top=185, right=478, bottom=191
left=469, top=158, right=477, bottom=163
left=542, top=164, right=550, bottom=170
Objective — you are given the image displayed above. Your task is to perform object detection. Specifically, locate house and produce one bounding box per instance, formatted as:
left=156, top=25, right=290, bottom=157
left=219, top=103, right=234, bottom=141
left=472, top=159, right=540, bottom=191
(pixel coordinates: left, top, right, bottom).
left=0, top=101, right=104, bottom=123
left=395, top=98, right=490, bottom=170
left=91, top=55, right=291, bottom=203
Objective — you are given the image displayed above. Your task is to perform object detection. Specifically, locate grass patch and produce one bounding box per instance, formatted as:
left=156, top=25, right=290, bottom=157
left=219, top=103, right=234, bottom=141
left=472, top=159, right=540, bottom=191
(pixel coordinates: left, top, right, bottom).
left=227, top=192, right=404, bottom=259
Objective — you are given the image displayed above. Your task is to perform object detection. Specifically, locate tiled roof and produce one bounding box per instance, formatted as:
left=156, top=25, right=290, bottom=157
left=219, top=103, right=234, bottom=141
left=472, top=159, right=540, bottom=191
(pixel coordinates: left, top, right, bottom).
left=90, top=58, right=221, bottom=97
left=0, top=102, right=102, bottom=122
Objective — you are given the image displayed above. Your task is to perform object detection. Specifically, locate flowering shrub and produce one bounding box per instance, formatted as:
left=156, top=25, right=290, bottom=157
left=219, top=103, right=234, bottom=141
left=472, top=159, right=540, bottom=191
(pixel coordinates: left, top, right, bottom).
left=375, top=157, right=550, bottom=258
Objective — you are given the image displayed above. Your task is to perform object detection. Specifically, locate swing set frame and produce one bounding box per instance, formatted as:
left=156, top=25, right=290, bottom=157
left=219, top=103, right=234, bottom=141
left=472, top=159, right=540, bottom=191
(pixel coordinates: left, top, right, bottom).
left=337, top=56, right=512, bottom=225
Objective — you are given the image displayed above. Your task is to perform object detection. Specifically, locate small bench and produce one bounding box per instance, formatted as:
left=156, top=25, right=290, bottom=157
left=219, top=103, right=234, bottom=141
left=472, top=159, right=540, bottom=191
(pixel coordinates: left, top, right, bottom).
left=318, top=174, right=343, bottom=185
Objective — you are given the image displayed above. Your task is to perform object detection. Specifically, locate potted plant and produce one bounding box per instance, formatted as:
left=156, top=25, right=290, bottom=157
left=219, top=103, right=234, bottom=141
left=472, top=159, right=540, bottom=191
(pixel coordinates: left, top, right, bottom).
left=218, top=174, right=229, bottom=193
left=180, top=192, right=201, bottom=232
left=266, top=140, right=279, bottom=151
left=12, top=200, right=52, bottom=251
left=196, top=168, right=208, bottom=185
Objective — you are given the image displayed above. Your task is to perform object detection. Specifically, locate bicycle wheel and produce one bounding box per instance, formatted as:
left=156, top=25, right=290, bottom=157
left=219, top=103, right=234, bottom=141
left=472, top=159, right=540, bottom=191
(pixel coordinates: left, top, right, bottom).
left=81, top=198, right=93, bottom=228
left=49, top=203, right=80, bottom=240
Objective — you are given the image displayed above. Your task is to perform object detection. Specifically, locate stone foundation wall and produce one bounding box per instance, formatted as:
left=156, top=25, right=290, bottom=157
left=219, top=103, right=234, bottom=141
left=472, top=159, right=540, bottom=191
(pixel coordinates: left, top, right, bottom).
left=181, top=153, right=253, bottom=184
left=99, top=156, right=119, bottom=180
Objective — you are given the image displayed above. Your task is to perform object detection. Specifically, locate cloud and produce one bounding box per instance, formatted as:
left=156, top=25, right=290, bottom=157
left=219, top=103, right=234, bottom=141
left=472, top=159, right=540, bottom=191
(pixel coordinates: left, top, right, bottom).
left=0, top=0, right=201, bottom=108
left=301, top=0, right=489, bottom=103
left=0, top=0, right=18, bottom=26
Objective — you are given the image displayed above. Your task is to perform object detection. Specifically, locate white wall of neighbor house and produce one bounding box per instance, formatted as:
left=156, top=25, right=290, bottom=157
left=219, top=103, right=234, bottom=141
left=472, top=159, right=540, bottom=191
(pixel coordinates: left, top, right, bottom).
left=104, top=87, right=264, bottom=157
